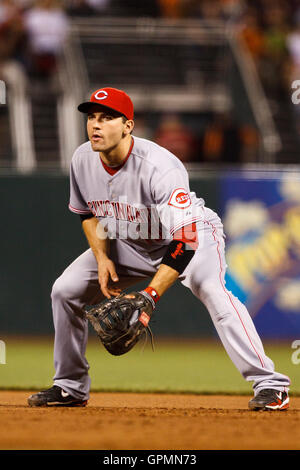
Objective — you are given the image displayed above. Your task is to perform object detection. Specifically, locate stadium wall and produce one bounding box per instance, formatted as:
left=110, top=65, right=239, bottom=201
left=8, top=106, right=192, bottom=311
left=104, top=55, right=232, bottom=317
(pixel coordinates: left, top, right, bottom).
left=0, top=172, right=299, bottom=339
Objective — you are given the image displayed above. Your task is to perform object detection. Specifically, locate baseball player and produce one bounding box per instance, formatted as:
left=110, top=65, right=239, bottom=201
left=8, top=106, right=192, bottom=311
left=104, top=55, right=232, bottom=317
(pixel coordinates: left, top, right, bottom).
left=28, top=87, right=290, bottom=411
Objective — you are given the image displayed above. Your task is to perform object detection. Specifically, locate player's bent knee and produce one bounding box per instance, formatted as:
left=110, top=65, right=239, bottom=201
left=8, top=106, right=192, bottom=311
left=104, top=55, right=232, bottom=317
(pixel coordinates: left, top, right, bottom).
left=191, top=278, right=232, bottom=318
left=195, top=279, right=242, bottom=323
left=201, top=279, right=219, bottom=299
left=190, top=277, right=216, bottom=302
left=51, top=275, right=79, bottom=303
left=51, top=277, right=66, bottom=303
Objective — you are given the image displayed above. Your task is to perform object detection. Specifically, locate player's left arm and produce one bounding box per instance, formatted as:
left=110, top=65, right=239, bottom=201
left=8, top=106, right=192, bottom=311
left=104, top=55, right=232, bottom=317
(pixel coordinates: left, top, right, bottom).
left=143, top=234, right=196, bottom=302
left=146, top=263, right=181, bottom=298
left=141, top=167, right=202, bottom=303
left=125, top=250, right=188, bottom=315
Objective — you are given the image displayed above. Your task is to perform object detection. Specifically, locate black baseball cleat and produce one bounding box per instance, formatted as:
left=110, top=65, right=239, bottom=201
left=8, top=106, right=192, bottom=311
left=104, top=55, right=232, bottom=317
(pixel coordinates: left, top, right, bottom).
left=27, top=385, right=88, bottom=407
left=248, top=389, right=289, bottom=411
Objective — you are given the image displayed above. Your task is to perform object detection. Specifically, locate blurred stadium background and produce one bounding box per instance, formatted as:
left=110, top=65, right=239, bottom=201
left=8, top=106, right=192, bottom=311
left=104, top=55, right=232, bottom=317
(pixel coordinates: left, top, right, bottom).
left=0, top=0, right=300, bottom=393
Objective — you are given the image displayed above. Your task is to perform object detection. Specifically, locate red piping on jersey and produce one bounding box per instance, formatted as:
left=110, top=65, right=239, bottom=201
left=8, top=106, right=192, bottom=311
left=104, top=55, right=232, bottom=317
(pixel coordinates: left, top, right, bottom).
left=205, top=220, right=265, bottom=369
left=69, top=203, right=91, bottom=214
left=100, top=137, right=134, bottom=175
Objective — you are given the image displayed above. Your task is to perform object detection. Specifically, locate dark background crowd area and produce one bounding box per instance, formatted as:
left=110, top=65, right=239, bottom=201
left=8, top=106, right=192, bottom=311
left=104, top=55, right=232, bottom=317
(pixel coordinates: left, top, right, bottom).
left=1, top=0, right=300, bottom=165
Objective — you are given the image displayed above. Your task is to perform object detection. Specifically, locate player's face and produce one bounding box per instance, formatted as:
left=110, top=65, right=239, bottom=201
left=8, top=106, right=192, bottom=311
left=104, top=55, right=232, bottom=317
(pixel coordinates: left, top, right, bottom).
left=86, top=107, right=130, bottom=153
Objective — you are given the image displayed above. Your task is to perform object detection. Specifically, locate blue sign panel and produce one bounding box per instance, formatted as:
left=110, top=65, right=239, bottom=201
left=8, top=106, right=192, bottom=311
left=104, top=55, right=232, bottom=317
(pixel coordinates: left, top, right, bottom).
left=220, top=171, right=300, bottom=338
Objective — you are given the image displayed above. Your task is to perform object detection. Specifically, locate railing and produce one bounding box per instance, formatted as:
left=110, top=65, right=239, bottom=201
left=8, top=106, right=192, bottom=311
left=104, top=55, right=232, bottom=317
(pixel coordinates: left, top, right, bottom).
left=57, top=26, right=90, bottom=172
left=0, top=17, right=282, bottom=171
left=1, top=61, right=35, bottom=172
left=228, top=30, right=282, bottom=162
left=68, top=17, right=280, bottom=162
left=70, top=17, right=231, bottom=112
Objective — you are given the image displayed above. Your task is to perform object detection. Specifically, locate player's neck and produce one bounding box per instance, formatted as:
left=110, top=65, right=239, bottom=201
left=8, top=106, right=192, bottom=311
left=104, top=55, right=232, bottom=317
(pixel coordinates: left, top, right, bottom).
left=100, top=135, right=132, bottom=168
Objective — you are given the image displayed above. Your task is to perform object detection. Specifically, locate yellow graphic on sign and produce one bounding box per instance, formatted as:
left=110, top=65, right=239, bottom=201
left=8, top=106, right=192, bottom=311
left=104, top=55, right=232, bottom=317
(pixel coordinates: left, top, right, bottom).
left=226, top=206, right=300, bottom=293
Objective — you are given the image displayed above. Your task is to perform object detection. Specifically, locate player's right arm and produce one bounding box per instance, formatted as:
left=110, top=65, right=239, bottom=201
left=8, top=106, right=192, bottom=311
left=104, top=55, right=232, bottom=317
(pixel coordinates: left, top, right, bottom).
left=68, top=154, right=120, bottom=299
left=81, top=216, right=121, bottom=299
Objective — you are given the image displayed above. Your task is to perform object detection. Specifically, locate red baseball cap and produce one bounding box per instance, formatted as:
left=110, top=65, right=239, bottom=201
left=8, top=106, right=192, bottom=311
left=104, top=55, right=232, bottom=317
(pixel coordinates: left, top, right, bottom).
left=78, top=87, right=134, bottom=120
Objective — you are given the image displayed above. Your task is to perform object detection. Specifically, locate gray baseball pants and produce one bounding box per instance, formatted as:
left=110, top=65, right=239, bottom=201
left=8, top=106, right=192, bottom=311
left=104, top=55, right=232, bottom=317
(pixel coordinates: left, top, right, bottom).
left=51, top=214, right=290, bottom=400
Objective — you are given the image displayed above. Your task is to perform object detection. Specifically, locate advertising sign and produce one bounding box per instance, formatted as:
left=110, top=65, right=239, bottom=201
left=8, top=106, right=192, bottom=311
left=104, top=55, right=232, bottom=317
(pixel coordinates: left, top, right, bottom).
left=220, top=171, right=300, bottom=338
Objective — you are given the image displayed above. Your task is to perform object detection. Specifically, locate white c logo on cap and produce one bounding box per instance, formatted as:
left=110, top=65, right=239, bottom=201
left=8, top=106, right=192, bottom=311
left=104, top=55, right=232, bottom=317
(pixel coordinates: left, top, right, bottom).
left=94, top=90, right=108, bottom=101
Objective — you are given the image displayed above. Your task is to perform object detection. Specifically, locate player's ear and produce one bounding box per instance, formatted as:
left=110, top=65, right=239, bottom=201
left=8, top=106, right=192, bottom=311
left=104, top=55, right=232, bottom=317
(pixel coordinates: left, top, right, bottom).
left=123, top=119, right=134, bottom=135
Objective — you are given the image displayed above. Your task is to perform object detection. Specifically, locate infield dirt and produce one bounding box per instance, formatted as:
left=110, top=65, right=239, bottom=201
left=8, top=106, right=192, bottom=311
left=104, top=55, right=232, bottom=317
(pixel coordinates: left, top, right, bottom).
left=0, top=391, right=299, bottom=450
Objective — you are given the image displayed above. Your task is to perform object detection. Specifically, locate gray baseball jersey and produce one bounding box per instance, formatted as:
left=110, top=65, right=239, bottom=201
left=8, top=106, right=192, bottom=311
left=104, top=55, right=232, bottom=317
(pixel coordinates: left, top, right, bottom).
left=69, top=136, right=204, bottom=254
left=50, top=135, right=290, bottom=401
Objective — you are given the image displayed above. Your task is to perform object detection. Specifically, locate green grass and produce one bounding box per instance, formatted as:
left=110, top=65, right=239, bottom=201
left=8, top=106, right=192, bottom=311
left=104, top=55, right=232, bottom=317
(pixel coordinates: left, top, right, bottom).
left=0, top=336, right=299, bottom=395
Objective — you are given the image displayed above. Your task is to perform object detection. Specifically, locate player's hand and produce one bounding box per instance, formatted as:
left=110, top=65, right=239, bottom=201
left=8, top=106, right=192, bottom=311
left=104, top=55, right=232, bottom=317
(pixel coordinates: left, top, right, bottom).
left=97, top=257, right=121, bottom=299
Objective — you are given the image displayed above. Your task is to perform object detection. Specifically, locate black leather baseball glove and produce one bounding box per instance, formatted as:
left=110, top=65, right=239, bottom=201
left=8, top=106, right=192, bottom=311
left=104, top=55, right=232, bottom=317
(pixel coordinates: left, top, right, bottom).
left=84, top=291, right=155, bottom=356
